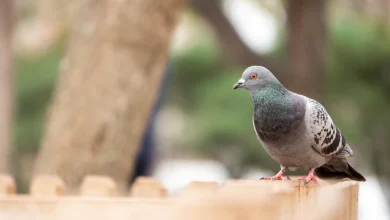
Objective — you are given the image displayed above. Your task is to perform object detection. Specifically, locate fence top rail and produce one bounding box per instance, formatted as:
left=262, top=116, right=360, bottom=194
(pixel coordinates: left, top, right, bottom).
left=0, top=173, right=359, bottom=197
left=0, top=174, right=360, bottom=220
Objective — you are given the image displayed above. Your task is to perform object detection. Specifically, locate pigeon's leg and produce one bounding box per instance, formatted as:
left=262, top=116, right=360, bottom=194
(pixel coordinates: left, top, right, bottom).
left=299, top=168, right=318, bottom=185
left=260, top=167, right=288, bottom=180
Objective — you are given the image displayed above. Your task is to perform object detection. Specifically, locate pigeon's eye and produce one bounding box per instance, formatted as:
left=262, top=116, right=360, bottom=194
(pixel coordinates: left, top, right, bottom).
left=250, top=73, right=258, bottom=79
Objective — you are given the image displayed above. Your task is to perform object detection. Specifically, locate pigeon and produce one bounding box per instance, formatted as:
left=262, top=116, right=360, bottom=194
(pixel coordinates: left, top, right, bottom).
left=233, top=66, right=366, bottom=184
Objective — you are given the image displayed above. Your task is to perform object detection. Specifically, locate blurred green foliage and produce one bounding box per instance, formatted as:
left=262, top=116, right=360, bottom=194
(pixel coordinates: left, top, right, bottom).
left=172, top=41, right=276, bottom=176
left=15, top=45, right=63, bottom=153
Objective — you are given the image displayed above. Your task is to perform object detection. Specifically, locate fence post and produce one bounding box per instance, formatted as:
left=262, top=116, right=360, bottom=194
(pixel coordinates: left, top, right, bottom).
left=80, top=175, right=118, bottom=196
left=30, top=175, right=65, bottom=196
left=130, top=177, right=166, bottom=198
left=0, top=174, right=15, bottom=195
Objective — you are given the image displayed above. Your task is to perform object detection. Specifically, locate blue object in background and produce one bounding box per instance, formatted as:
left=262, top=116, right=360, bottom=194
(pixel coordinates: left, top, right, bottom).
left=130, top=61, right=174, bottom=183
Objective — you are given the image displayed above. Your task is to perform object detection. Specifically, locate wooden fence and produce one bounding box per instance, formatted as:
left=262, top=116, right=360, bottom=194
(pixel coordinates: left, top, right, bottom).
left=0, top=174, right=359, bottom=220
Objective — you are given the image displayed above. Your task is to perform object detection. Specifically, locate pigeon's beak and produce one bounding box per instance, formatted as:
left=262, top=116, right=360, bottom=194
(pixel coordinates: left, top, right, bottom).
left=233, top=79, right=245, bottom=90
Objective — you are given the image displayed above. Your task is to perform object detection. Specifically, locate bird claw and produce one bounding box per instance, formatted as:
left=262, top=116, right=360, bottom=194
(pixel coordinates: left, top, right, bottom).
left=303, top=178, right=318, bottom=185
left=260, top=168, right=288, bottom=181
left=300, top=169, right=318, bottom=185
left=259, top=176, right=289, bottom=181
left=260, top=176, right=282, bottom=180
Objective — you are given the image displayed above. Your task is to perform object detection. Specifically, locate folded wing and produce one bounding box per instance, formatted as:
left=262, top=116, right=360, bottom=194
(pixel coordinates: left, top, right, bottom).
left=304, top=97, right=353, bottom=158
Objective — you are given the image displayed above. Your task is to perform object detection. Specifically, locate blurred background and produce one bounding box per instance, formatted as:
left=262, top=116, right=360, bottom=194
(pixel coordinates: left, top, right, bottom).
left=0, top=0, right=390, bottom=219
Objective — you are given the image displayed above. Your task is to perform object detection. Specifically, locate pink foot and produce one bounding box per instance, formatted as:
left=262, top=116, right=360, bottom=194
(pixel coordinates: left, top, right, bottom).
left=260, top=168, right=290, bottom=180
left=299, top=169, right=318, bottom=185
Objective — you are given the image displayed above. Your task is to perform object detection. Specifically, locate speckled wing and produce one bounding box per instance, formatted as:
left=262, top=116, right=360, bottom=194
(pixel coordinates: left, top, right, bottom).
left=303, top=97, right=353, bottom=158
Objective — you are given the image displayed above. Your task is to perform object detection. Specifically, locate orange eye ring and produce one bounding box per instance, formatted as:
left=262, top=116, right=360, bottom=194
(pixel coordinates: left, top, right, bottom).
left=250, top=73, right=258, bottom=79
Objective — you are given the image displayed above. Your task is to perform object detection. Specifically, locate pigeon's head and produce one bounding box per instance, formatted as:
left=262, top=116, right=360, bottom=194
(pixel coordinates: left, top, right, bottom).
left=233, top=66, right=280, bottom=91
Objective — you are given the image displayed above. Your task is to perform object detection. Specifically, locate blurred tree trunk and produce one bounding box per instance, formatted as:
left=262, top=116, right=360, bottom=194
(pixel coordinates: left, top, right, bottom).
left=34, top=0, right=185, bottom=192
left=0, top=0, right=14, bottom=173
left=286, top=0, right=327, bottom=100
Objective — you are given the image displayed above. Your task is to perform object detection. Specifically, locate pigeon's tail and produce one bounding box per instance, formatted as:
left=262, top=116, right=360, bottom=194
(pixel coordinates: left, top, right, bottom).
left=315, top=162, right=366, bottom=182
